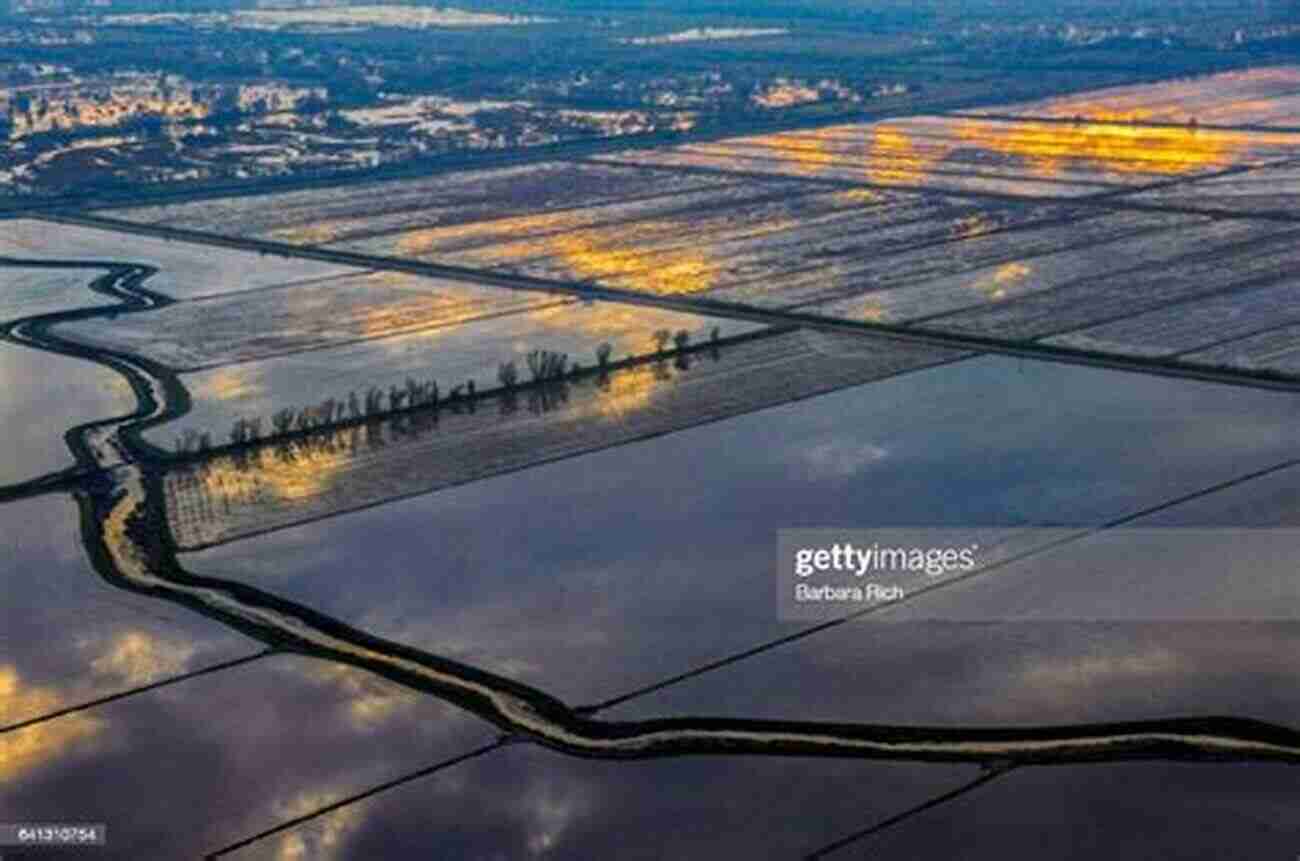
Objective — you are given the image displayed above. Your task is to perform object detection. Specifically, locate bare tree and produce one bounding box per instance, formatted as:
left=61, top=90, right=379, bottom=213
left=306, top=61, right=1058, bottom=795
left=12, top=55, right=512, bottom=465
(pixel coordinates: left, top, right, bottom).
left=178, top=428, right=203, bottom=453
left=526, top=349, right=569, bottom=382
left=498, top=360, right=519, bottom=388
left=272, top=408, right=295, bottom=436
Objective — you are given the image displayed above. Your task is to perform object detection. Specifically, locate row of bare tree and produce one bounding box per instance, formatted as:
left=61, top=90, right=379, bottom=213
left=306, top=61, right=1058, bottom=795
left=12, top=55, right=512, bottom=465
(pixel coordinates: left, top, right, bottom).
left=173, top=329, right=727, bottom=456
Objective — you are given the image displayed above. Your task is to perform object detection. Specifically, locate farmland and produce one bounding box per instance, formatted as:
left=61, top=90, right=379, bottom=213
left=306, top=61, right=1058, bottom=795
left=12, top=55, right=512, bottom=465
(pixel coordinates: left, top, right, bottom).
left=91, top=66, right=1300, bottom=383
left=9, top=68, right=1300, bottom=502
left=12, top=50, right=1300, bottom=860
left=0, top=341, right=132, bottom=485
left=161, top=329, right=966, bottom=549
left=109, top=161, right=738, bottom=243
left=178, top=351, right=1300, bottom=715
left=0, top=264, right=115, bottom=318
left=1127, top=160, right=1300, bottom=213
left=597, top=117, right=1300, bottom=196
left=897, top=220, right=1300, bottom=338
left=0, top=492, right=256, bottom=731
left=145, top=299, right=764, bottom=452
left=50, top=270, right=567, bottom=369
left=0, top=262, right=137, bottom=485
left=0, top=218, right=357, bottom=299
left=978, top=67, right=1300, bottom=127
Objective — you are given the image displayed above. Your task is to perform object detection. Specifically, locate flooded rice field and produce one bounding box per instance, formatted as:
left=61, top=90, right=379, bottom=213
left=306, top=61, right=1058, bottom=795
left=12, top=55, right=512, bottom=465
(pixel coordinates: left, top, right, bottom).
left=96, top=66, right=1300, bottom=383
left=979, top=66, right=1300, bottom=127
left=10, top=67, right=1300, bottom=858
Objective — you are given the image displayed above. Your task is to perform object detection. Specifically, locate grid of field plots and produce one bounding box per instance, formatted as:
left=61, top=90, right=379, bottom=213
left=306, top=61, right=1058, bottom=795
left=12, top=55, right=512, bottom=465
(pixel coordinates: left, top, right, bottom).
left=106, top=67, right=1300, bottom=379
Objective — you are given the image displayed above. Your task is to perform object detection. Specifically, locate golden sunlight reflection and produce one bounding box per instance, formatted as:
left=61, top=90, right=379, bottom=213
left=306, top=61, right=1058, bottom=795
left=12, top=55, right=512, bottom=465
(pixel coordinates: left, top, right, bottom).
left=521, top=300, right=710, bottom=347
left=952, top=213, right=999, bottom=240
left=195, top=442, right=353, bottom=504
left=191, top=368, right=263, bottom=401
left=867, top=123, right=950, bottom=184
left=723, top=103, right=1300, bottom=188
left=1024, top=68, right=1300, bottom=126
left=575, top=363, right=662, bottom=421
left=859, top=302, right=886, bottom=322
left=103, top=476, right=149, bottom=576
left=270, top=221, right=352, bottom=246
left=549, top=224, right=718, bottom=295
left=0, top=665, right=103, bottom=782
left=751, top=129, right=839, bottom=174
left=387, top=212, right=720, bottom=294
left=954, top=114, right=1255, bottom=176
left=528, top=302, right=646, bottom=342
left=968, top=261, right=1031, bottom=300
left=90, top=631, right=195, bottom=686
left=306, top=662, right=415, bottom=730
left=393, top=211, right=580, bottom=259
left=272, top=791, right=364, bottom=861
left=831, top=188, right=881, bottom=206
left=355, top=273, right=495, bottom=339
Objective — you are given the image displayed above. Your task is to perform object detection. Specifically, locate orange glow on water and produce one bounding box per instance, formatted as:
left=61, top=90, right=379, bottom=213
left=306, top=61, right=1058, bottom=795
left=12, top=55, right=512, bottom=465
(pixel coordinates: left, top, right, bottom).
left=1022, top=68, right=1300, bottom=126
left=392, top=211, right=581, bottom=258
left=195, top=442, right=353, bottom=504
left=952, top=213, right=999, bottom=239
left=968, top=261, right=1032, bottom=300
left=549, top=224, right=718, bottom=295
left=91, top=631, right=194, bottom=685
left=0, top=666, right=102, bottom=782
left=710, top=105, right=1300, bottom=189
left=575, top=363, right=661, bottom=421
left=867, top=123, right=950, bottom=184
left=953, top=114, right=1249, bottom=176
left=859, top=302, right=886, bottom=322
left=832, top=188, right=882, bottom=206
left=749, top=129, right=839, bottom=174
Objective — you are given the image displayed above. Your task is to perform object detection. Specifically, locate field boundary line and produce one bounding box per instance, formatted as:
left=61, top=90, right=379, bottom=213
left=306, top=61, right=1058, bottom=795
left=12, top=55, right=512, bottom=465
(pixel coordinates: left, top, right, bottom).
left=31, top=211, right=1300, bottom=393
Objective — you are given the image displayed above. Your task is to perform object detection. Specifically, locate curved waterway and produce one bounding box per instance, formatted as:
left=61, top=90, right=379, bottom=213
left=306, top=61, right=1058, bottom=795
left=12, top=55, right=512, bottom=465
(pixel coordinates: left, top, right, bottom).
left=0, top=258, right=187, bottom=491
left=65, top=463, right=1300, bottom=768
left=6, top=254, right=1300, bottom=789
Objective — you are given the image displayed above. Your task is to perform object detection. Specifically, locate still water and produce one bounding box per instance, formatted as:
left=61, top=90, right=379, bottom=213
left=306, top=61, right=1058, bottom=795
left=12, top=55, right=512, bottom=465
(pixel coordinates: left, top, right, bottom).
left=5, top=352, right=1300, bottom=858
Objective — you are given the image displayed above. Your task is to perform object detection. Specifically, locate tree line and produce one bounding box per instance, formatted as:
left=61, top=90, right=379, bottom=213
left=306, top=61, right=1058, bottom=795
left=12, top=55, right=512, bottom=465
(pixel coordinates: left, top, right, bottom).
left=171, top=328, right=725, bottom=457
